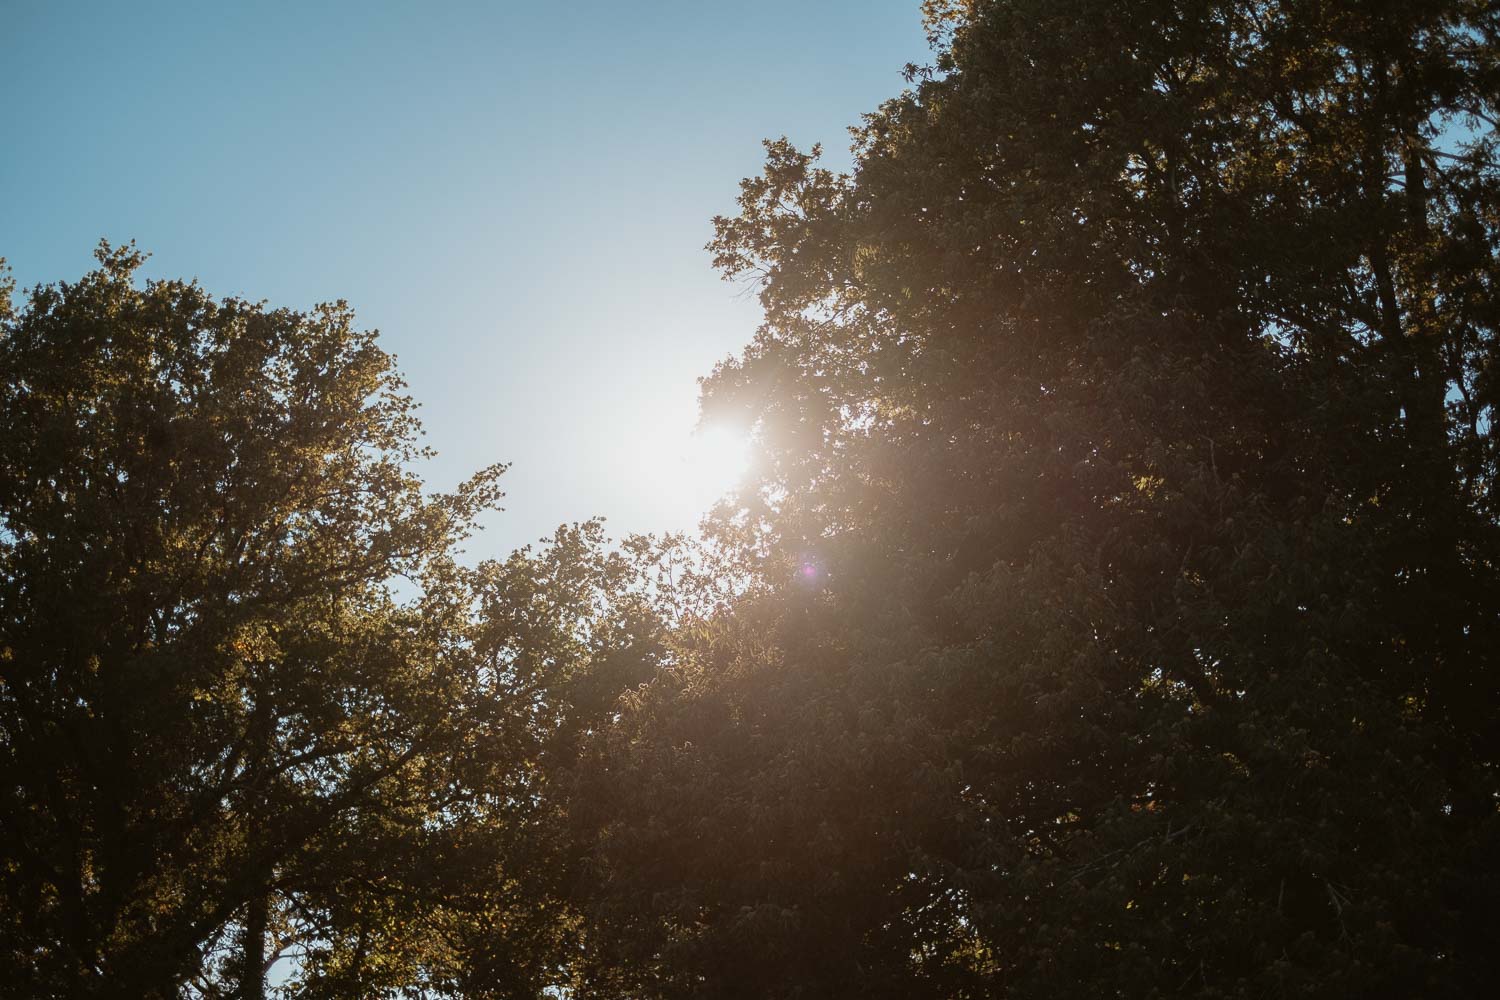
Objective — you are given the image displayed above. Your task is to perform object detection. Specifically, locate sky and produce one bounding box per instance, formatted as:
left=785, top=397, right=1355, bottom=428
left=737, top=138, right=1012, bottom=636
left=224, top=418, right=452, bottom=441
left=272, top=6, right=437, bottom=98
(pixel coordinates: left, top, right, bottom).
left=1, top=0, right=931, bottom=562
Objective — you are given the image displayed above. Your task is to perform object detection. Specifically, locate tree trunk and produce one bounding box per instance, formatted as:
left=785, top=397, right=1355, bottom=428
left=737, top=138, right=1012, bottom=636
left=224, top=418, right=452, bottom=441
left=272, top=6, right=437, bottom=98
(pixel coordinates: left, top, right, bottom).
left=239, top=889, right=268, bottom=1000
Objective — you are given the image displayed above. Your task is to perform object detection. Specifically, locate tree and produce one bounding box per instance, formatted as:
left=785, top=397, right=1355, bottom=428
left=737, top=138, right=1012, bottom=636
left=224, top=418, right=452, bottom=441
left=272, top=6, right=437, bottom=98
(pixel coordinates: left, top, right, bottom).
left=572, top=2, right=1500, bottom=996
left=0, top=246, right=645, bottom=998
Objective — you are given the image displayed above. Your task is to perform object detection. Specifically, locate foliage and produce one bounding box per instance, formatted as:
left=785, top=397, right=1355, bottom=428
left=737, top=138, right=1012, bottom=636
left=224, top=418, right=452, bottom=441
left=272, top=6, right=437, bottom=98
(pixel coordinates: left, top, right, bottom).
left=572, top=2, right=1500, bottom=997
left=0, top=246, right=650, bottom=998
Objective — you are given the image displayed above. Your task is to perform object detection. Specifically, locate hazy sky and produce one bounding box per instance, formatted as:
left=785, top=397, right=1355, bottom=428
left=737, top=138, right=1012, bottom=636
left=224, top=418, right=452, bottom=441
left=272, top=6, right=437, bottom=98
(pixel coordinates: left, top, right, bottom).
left=2, top=1, right=930, bottom=560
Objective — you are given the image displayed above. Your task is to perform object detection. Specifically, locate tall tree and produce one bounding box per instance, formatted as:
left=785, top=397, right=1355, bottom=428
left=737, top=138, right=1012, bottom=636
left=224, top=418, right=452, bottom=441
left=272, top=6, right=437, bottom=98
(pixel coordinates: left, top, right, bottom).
left=0, top=246, right=642, bottom=998
left=573, top=2, right=1499, bottom=996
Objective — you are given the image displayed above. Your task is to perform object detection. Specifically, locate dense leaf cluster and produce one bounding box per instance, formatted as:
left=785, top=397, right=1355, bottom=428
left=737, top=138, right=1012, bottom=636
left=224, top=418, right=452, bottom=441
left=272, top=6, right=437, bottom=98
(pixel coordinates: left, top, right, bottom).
left=569, top=1, right=1500, bottom=997
left=0, top=247, right=662, bottom=998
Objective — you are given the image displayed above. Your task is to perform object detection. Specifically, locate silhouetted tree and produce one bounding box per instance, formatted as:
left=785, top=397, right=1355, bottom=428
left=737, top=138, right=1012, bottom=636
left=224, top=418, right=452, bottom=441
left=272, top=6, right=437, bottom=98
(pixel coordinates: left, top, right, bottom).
left=0, top=247, right=652, bottom=998
left=572, top=2, right=1500, bottom=996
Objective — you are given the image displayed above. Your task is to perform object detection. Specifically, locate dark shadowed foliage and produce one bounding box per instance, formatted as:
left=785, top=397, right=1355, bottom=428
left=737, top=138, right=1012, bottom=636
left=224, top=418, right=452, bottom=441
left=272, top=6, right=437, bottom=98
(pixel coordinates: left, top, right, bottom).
left=0, top=247, right=662, bottom=998
left=568, top=2, right=1500, bottom=997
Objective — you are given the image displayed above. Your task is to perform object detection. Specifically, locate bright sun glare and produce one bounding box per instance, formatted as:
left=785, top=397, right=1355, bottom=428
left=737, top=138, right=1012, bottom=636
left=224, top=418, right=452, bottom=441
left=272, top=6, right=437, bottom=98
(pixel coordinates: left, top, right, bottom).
left=677, top=423, right=753, bottom=510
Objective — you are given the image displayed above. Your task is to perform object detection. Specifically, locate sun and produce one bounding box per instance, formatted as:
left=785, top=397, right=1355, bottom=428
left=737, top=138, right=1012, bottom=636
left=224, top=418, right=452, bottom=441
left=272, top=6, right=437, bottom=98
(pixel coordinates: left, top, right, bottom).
left=677, top=422, right=753, bottom=508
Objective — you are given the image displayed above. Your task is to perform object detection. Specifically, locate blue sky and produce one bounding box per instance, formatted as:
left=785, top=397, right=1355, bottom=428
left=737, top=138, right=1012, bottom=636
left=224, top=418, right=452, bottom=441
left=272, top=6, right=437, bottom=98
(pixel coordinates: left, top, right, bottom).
left=2, top=1, right=930, bottom=560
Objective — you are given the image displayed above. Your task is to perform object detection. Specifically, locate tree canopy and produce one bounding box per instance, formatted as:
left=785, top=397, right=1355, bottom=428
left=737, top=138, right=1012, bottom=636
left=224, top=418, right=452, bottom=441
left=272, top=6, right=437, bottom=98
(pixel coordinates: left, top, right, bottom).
left=568, top=1, right=1500, bottom=997
left=0, top=246, right=658, bottom=998
left=3, top=2, right=1499, bottom=997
